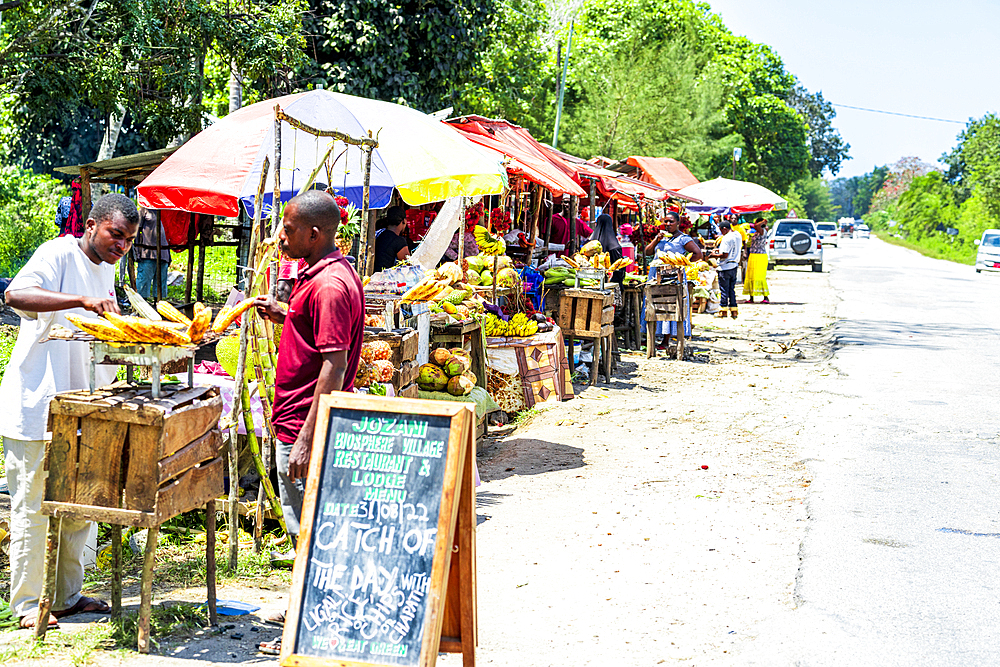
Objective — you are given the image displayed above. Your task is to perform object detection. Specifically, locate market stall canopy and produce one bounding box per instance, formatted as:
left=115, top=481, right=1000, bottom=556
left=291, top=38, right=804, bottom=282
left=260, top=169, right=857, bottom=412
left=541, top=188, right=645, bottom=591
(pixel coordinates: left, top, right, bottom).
left=138, top=90, right=507, bottom=217
left=446, top=116, right=587, bottom=197
left=676, top=177, right=787, bottom=216
left=548, top=148, right=702, bottom=208
left=624, top=156, right=699, bottom=191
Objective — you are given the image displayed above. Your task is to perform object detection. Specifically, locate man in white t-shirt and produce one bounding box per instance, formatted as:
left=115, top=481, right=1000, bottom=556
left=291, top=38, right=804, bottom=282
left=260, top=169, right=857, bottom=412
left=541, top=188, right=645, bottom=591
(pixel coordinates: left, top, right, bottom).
left=0, top=193, right=139, bottom=628
left=711, top=219, right=743, bottom=319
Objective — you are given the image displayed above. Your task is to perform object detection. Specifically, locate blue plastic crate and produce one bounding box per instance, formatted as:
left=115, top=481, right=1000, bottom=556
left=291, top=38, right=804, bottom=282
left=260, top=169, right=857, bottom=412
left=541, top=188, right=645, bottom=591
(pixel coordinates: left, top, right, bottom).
left=519, top=266, right=545, bottom=311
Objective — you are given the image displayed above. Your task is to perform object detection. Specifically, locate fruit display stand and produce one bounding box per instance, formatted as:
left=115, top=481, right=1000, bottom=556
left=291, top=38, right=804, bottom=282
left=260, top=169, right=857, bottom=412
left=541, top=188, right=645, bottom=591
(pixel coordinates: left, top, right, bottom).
left=556, top=288, right=616, bottom=386
left=36, top=382, right=223, bottom=652
left=644, top=268, right=692, bottom=361
left=362, top=327, right=421, bottom=397
left=619, top=283, right=646, bottom=350
left=430, top=319, right=491, bottom=439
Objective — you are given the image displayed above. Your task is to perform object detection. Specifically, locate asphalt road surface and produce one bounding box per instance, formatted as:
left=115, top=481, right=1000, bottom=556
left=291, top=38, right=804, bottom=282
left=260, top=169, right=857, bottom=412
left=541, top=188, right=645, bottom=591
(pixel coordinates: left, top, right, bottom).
left=743, top=237, right=1000, bottom=665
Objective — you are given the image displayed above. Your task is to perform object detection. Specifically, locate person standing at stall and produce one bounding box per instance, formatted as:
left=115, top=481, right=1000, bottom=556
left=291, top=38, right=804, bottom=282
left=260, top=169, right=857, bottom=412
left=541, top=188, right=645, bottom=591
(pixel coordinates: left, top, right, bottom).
left=253, top=192, right=364, bottom=616
left=0, top=193, right=139, bottom=629
left=743, top=217, right=770, bottom=304
left=373, top=206, right=410, bottom=272
left=644, top=211, right=704, bottom=346
left=134, top=208, right=171, bottom=300
left=711, top=219, right=743, bottom=318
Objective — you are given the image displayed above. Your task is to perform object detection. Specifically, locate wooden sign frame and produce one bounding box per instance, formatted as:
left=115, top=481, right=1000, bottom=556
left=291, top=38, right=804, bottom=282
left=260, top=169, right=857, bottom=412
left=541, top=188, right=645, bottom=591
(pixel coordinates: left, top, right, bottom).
left=281, top=393, right=477, bottom=667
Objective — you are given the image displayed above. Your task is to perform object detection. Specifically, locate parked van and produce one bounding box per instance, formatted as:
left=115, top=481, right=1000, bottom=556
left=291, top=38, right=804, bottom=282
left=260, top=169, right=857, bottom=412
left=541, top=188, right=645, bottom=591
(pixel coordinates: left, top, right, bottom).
left=974, top=229, right=1000, bottom=273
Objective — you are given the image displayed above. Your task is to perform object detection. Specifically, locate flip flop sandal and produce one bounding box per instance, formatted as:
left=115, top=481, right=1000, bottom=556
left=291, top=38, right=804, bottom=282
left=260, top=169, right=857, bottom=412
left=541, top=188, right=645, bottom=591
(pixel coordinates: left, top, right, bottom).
left=53, top=596, right=111, bottom=619
left=259, top=638, right=281, bottom=655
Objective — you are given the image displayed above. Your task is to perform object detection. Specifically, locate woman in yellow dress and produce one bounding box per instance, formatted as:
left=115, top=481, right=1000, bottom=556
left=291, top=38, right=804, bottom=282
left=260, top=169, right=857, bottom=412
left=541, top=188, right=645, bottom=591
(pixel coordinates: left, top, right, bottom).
left=743, top=217, right=770, bottom=303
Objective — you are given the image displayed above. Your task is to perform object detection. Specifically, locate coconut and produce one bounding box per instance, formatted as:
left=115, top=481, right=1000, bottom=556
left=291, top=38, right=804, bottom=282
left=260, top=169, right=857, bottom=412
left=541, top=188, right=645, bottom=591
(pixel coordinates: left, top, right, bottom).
left=496, top=267, right=520, bottom=288
left=465, top=269, right=481, bottom=286
left=430, top=347, right=453, bottom=367
left=449, top=348, right=472, bottom=364
left=462, top=370, right=477, bottom=385
left=444, top=353, right=472, bottom=377
left=447, top=374, right=475, bottom=396
left=417, top=363, right=449, bottom=391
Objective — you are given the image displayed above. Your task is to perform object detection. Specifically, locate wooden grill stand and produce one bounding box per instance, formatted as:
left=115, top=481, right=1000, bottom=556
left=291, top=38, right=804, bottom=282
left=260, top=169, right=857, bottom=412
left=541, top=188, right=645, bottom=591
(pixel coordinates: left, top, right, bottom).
left=35, top=385, right=224, bottom=652
left=557, top=288, right=616, bottom=386
left=645, top=268, right=691, bottom=360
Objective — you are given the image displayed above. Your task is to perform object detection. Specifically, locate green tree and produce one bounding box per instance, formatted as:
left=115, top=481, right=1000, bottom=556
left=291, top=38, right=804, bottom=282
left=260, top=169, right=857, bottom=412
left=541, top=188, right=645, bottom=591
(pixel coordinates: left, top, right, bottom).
left=0, top=165, right=65, bottom=277
left=785, top=177, right=834, bottom=221
left=785, top=83, right=850, bottom=177
left=457, top=0, right=555, bottom=134
left=1, top=0, right=305, bottom=172
left=560, top=41, right=738, bottom=179
left=303, top=0, right=497, bottom=112
left=943, top=113, right=1000, bottom=217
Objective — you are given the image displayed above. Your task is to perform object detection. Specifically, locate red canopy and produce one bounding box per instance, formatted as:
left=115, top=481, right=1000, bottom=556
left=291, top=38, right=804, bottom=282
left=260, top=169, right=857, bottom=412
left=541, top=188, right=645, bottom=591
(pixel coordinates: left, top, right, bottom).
left=546, top=148, right=702, bottom=207
left=446, top=117, right=587, bottom=197
left=626, top=156, right=699, bottom=190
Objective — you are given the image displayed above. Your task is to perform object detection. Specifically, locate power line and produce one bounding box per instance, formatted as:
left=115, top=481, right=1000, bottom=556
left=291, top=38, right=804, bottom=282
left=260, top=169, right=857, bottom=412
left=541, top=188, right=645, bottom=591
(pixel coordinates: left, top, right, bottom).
left=832, top=103, right=967, bottom=125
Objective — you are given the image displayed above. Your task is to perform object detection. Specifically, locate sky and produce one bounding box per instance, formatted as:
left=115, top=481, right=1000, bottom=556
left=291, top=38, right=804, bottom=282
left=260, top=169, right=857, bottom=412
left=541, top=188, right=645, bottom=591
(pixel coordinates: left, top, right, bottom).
left=705, top=0, right=1000, bottom=179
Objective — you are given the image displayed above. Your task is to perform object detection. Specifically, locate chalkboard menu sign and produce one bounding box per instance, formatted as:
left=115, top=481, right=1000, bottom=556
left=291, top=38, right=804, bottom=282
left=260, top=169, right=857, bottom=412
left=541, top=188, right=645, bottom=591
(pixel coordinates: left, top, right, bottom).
left=282, top=394, right=473, bottom=667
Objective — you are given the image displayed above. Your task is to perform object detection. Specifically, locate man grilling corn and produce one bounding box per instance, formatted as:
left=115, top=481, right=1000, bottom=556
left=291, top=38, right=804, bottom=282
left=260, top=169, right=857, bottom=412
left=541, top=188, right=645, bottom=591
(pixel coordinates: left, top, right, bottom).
left=0, top=193, right=139, bottom=629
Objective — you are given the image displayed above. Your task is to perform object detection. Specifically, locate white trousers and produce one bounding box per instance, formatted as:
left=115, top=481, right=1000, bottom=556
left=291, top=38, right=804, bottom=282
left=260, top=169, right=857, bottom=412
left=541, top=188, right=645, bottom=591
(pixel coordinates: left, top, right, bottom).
left=3, top=436, right=89, bottom=618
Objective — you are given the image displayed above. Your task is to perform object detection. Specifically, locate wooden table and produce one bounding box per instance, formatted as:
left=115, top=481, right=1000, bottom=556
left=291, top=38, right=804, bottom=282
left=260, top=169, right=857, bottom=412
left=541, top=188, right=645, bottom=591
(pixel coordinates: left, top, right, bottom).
left=557, top=288, right=616, bottom=385
left=36, top=384, right=224, bottom=652
left=431, top=319, right=490, bottom=439
left=644, top=270, right=692, bottom=361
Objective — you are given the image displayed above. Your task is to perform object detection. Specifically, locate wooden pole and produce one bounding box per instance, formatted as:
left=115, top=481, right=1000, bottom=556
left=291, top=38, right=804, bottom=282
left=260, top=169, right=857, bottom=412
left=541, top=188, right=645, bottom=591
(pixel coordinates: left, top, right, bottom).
left=137, top=526, right=160, bottom=653
left=361, top=142, right=375, bottom=276
left=206, top=500, right=218, bottom=626
left=458, top=198, right=467, bottom=268
left=272, top=107, right=282, bottom=235
left=34, top=517, right=59, bottom=639
left=154, top=212, right=163, bottom=303
left=589, top=178, right=596, bottom=223
left=543, top=193, right=554, bottom=255
left=185, top=213, right=196, bottom=306
left=529, top=184, right=542, bottom=247
left=569, top=197, right=579, bottom=256
left=196, top=217, right=208, bottom=305
left=111, top=524, right=122, bottom=619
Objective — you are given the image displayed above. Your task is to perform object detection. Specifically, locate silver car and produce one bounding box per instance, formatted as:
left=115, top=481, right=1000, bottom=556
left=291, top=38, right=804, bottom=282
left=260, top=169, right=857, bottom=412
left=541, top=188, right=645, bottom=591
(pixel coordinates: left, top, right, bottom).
left=816, top=222, right=839, bottom=247
left=767, top=219, right=824, bottom=272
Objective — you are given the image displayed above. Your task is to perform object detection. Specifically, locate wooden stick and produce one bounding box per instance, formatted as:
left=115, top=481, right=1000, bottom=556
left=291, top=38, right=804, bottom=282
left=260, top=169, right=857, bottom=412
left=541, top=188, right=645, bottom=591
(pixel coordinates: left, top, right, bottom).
left=362, top=141, right=375, bottom=276
left=137, top=525, right=160, bottom=653
left=34, top=517, right=59, bottom=640
left=206, top=500, right=218, bottom=626
left=111, top=524, right=122, bottom=620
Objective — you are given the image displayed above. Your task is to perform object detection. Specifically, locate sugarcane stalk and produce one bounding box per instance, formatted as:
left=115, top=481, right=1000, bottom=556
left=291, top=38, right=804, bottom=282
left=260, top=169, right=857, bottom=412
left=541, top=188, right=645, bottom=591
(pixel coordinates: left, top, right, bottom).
left=241, top=382, right=287, bottom=534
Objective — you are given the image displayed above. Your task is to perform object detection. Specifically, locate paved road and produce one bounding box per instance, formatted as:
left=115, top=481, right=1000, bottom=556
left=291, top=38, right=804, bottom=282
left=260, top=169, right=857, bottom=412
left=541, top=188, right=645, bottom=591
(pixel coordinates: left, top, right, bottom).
left=743, top=237, right=1000, bottom=665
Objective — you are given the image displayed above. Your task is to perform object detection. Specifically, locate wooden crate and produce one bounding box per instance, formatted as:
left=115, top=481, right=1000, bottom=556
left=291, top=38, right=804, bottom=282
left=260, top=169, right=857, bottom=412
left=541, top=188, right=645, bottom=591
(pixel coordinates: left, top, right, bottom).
left=43, top=384, right=224, bottom=527
left=397, top=382, right=420, bottom=398
left=557, top=289, right=614, bottom=336
left=364, top=328, right=419, bottom=366
left=644, top=283, right=687, bottom=322
left=391, top=360, right=420, bottom=389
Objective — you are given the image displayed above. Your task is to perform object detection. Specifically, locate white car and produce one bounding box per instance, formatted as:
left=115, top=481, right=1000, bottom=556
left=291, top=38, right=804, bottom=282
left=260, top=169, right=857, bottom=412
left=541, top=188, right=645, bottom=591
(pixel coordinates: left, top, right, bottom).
left=856, top=224, right=870, bottom=239
left=975, top=229, right=1000, bottom=273
left=767, top=219, right=824, bottom=272
left=816, top=222, right=839, bottom=247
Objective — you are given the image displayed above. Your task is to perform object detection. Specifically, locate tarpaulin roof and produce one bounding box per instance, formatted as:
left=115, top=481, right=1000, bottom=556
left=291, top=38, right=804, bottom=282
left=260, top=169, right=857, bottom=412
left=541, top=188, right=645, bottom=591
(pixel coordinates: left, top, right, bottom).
left=625, top=156, right=699, bottom=191
left=446, top=117, right=587, bottom=197
left=548, top=148, right=702, bottom=207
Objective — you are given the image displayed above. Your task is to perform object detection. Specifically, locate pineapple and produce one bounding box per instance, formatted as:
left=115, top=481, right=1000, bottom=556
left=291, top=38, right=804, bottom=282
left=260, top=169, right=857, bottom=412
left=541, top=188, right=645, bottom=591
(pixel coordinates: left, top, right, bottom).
left=369, top=340, right=392, bottom=361
left=372, top=359, right=395, bottom=383
left=360, top=343, right=375, bottom=364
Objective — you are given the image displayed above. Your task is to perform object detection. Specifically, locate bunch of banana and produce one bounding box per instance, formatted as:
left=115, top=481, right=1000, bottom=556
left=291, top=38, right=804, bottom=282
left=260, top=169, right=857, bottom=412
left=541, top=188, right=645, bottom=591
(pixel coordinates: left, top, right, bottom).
left=400, top=277, right=453, bottom=303
left=474, top=226, right=506, bottom=256
left=482, top=313, right=506, bottom=337
left=506, top=312, right=539, bottom=337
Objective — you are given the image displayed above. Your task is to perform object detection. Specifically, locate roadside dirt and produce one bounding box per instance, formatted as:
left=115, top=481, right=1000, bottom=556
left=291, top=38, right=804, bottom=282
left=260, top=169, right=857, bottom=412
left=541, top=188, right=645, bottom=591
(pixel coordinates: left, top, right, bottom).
left=0, top=265, right=839, bottom=665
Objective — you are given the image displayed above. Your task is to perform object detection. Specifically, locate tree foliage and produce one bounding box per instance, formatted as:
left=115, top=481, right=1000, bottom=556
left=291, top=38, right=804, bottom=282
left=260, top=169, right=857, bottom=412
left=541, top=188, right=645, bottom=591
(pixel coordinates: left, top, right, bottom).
left=0, top=165, right=65, bottom=277
left=785, top=84, right=850, bottom=177
left=457, top=0, right=555, bottom=133
left=942, top=113, right=1000, bottom=217
left=784, top=177, right=834, bottom=221
left=303, top=0, right=497, bottom=112
left=869, top=156, right=936, bottom=213
left=1, top=0, right=305, bottom=173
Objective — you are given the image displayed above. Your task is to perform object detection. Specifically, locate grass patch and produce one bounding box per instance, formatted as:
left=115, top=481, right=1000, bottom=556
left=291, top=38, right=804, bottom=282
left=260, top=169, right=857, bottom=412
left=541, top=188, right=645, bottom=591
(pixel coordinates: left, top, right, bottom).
left=510, top=405, right=549, bottom=430
left=0, top=601, right=208, bottom=664
left=874, top=231, right=975, bottom=265
left=164, top=245, right=239, bottom=305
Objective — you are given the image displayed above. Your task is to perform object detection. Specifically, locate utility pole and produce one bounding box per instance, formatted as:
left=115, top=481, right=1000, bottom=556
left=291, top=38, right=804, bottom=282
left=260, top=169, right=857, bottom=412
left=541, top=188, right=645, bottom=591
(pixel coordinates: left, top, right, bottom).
left=552, top=20, right=574, bottom=150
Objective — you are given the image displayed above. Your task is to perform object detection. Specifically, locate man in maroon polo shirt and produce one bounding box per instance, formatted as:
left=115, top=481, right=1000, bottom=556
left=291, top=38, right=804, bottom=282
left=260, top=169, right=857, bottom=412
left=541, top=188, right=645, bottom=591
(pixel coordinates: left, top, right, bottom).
left=254, top=191, right=364, bottom=553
